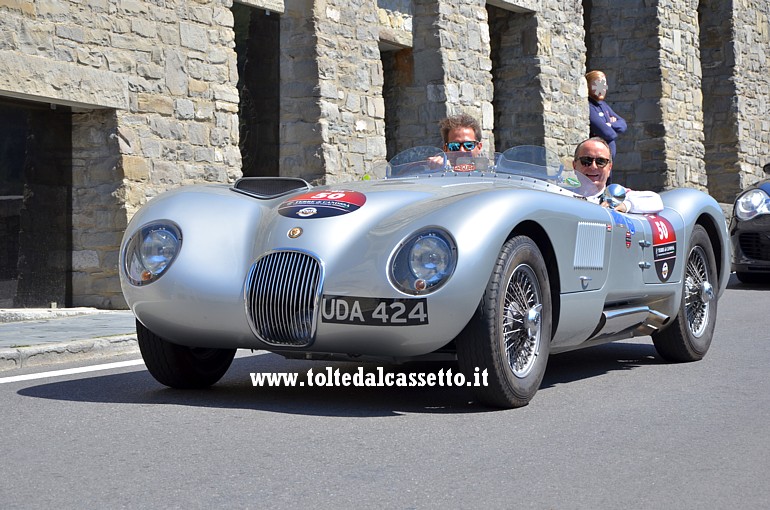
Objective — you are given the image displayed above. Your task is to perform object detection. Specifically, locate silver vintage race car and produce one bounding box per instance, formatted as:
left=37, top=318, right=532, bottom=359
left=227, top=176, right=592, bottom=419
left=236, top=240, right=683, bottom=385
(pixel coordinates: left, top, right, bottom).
left=120, top=146, right=729, bottom=408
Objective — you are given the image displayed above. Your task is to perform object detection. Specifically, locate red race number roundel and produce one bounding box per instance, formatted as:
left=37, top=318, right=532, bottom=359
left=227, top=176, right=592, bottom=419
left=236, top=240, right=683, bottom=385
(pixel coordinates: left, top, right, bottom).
left=278, top=190, right=367, bottom=219
left=646, top=214, right=677, bottom=282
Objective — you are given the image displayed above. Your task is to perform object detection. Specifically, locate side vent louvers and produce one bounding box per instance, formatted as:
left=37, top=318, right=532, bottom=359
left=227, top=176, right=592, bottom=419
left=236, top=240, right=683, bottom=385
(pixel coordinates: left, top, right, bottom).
left=574, top=221, right=607, bottom=270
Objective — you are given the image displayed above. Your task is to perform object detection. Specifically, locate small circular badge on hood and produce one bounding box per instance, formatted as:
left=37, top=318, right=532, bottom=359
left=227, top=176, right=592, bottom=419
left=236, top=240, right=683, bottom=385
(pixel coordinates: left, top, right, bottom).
left=288, top=227, right=303, bottom=239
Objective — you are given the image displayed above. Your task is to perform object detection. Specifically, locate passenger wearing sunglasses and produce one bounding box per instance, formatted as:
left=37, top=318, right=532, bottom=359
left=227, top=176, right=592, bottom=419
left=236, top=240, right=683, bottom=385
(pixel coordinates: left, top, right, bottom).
left=573, top=137, right=663, bottom=214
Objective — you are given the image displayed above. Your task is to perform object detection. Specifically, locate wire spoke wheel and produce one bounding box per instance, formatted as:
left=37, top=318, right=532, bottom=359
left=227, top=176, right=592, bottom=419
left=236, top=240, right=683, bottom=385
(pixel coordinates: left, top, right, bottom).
left=684, top=246, right=712, bottom=338
left=456, top=235, right=551, bottom=408
left=503, top=264, right=542, bottom=378
left=652, top=224, right=717, bottom=362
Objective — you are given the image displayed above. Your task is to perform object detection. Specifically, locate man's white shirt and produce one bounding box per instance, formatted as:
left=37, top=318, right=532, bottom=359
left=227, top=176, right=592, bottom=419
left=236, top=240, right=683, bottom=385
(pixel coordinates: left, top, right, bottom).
left=574, top=172, right=664, bottom=214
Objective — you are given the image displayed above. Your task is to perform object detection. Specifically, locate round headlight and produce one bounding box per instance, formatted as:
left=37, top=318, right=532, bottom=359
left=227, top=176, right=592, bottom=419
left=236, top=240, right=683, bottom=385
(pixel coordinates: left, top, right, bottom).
left=123, top=222, right=182, bottom=286
left=735, top=188, right=770, bottom=220
left=140, top=229, right=179, bottom=274
left=409, top=234, right=452, bottom=284
left=391, top=229, right=456, bottom=295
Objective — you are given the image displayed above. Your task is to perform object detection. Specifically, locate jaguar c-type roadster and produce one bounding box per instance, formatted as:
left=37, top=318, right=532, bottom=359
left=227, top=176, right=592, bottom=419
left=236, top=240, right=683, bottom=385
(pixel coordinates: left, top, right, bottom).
left=120, top=146, right=729, bottom=408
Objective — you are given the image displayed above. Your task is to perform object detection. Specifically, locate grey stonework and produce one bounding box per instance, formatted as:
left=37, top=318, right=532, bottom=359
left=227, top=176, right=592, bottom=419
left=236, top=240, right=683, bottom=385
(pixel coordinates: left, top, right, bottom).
left=0, top=0, right=768, bottom=308
left=1, top=0, right=242, bottom=308
left=586, top=0, right=693, bottom=191
left=586, top=0, right=769, bottom=198
left=730, top=1, right=770, bottom=200
left=310, top=0, right=387, bottom=182
left=490, top=1, right=587, bottom=160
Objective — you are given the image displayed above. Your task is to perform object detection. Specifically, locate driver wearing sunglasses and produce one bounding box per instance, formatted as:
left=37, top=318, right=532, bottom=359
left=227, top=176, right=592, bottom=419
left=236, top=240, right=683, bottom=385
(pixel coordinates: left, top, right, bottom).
left=573, top=137, right=663, bottom=214
left=439, top=113, right=484, bottom=158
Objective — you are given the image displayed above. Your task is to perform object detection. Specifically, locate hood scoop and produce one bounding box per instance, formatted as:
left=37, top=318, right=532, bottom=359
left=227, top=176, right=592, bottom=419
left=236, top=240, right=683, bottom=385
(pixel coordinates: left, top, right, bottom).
left=232, top=177, right=311, bottom=200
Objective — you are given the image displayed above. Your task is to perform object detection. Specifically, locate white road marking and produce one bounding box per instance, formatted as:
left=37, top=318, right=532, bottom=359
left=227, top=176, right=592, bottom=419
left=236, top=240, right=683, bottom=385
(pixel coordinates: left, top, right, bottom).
left=0, top=359, right=146, bottom=384
left=0, top=349, right=268, bottom=385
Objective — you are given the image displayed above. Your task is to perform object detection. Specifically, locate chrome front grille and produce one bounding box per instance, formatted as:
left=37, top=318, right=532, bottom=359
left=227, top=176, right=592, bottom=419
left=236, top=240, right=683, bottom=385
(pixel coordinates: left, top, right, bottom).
left=245, top=250, right=323, bottom=347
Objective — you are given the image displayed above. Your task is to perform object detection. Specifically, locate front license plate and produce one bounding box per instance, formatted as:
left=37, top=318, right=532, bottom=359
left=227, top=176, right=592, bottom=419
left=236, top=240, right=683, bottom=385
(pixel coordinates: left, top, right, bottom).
left=321, top=295, right=429, bottom=326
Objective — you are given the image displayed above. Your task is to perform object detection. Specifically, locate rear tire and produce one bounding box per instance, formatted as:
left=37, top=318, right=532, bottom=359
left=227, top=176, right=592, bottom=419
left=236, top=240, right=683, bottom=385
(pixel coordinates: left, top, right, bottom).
left=652, top=225, right=717, bottom=362
left=456, top=236, right=551, bottom=409
left=137, top=320, right=236, bottom=388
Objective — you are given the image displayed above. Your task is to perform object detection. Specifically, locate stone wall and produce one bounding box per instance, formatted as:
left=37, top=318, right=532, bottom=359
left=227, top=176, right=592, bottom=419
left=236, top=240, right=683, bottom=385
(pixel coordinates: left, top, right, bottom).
left=434, top=0, right=495, bottom=150
left=382, top=1, right=446, bottom=158
left=378, top=0, right=413, bottom=48
left=384, top=0, right=499, bottom=157
left=0, top=0, right=242, bottom=307
left=0, top=0, right=769, bottom=308
left=71, top=110, right=125, bottom=308
left=489, top=7, right=544, bottom=150
left=700, top=0, right=739, bottom=202
left=490, top=1, right=587, bottom=161
left=658, top=0, right=707, bottom=191
left=585, top=0, right=769, bottom=198
left=586, top=0, right=668, bottom=191
left=732, top=0, right=770, bottom=198
left=311, top=0, right=387, bottom=183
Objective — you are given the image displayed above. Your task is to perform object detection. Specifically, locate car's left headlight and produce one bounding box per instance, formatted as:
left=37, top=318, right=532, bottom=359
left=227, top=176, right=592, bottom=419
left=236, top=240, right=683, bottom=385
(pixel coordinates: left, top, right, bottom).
left=390, top=229, right=457, bottom=295
left=122, top=221, right=182, bottom=286
left=734, top=188, right=770, bottom=220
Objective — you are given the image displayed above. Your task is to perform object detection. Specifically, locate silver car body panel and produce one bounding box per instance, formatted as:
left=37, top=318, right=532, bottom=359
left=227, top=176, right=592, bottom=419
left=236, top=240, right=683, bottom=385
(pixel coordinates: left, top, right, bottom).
left=120, top=160, right=729, bottom=360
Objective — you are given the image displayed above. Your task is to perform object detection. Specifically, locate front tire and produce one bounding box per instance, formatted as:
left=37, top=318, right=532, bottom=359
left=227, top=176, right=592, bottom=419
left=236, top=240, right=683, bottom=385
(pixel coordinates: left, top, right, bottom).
left=456, top=236, right=552, bottom=408
left=652, top=225, right=717, bottom=362
left=137, top=320, right=236, bottom=388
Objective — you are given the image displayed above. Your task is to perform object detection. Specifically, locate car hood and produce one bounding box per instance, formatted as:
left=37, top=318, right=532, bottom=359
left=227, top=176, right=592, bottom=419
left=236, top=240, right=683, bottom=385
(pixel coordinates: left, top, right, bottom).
left=271, top=173, right=579, bottom=227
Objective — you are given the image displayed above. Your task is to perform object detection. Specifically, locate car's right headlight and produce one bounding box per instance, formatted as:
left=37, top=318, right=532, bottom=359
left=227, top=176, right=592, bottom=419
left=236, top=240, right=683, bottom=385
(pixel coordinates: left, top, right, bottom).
left=734, top=188, right=770, bottom=220
left=122, top=221, right=182, bottom=286
left=390, top=229, right=457, bottom=295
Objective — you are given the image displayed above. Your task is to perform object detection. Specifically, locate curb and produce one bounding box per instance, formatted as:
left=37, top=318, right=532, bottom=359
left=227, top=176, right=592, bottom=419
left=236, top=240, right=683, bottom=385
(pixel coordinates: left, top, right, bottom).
left=0, top=307, right=110, bottom=324
left=0, top=334, right=139, bottom=372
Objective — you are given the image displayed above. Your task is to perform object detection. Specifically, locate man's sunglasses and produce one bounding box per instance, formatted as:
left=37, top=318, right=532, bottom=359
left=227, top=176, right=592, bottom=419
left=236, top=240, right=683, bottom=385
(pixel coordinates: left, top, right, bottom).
left=446, top=141, right=480, bottom=152
left=577, top=156, right=610, bottom=168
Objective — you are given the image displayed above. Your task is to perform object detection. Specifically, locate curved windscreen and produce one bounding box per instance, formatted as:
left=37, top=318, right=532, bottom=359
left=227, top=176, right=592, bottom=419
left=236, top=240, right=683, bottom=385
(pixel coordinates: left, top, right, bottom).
left=495, top=145, right=564, bottom=180
left=384, top=144, right=571, bottom=185
left=386, top=146, right=494, bottom=178
left=386, top=147, right=448, bottom=178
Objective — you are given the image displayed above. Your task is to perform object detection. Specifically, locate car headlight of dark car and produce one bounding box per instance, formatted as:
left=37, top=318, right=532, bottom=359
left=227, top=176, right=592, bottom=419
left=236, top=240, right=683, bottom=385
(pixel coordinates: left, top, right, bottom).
left=123, top=221, right=182, bottom=286
left=390, top=229, right=456, bottom=295
left=734, top=188, right=770, bottom=220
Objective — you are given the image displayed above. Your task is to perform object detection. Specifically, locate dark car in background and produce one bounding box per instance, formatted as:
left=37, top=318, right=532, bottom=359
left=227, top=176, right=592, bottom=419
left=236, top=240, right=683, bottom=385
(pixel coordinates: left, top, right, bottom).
left=731, top=163, right=770, bottom=284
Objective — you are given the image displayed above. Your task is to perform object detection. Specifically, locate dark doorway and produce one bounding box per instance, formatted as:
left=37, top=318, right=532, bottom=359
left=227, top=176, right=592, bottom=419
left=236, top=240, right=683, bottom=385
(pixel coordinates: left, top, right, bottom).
left=381, top=47, right=415, bottom=160
left=0, top=98, right=72, bottom=307
left=232, top=4, right=280, bottom=178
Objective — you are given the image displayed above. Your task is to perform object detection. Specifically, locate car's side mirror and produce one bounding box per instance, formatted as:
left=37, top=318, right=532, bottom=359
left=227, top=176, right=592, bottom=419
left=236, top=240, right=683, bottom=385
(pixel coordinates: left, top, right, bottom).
left=602, top=183, right=627, bottom=208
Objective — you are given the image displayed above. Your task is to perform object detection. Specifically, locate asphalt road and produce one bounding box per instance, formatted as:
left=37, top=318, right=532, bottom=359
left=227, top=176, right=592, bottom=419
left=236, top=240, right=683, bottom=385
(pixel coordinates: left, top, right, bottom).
left=1, top=275, right=769, bottom=509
